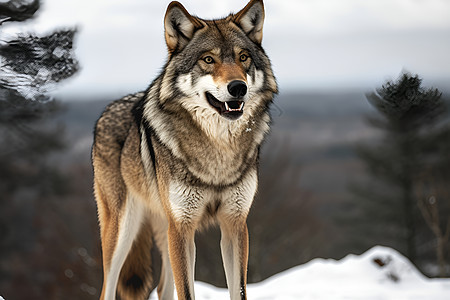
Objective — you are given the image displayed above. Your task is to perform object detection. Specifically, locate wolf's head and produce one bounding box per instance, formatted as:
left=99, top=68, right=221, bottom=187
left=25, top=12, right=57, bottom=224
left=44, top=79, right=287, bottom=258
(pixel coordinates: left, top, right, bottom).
left=157, top=0, right=277, bottom=129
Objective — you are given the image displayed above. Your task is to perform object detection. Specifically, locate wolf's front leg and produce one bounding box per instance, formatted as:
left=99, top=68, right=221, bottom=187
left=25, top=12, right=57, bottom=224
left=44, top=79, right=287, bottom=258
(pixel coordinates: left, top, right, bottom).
left=162, top=180, right=203, bottom=300
left=167, top=220, right=196, bottom=300
left=219, top=171, right=257, bottom=300
left=220, top=220, right=249, bottom=300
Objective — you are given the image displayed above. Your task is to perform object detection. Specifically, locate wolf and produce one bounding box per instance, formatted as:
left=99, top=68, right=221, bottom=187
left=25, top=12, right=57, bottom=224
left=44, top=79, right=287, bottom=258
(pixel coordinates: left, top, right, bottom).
left=92, top=0, right=277, bottom=299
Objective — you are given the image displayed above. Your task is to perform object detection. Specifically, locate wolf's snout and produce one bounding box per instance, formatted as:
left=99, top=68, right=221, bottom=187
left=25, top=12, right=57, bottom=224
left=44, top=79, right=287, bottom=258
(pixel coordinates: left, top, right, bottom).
left=227, top=80, right=247, bottom=98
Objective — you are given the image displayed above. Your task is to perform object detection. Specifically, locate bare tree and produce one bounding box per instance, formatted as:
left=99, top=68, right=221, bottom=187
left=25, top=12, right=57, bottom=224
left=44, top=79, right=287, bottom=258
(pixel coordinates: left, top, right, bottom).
left=416, top=172, right=450, bottom=277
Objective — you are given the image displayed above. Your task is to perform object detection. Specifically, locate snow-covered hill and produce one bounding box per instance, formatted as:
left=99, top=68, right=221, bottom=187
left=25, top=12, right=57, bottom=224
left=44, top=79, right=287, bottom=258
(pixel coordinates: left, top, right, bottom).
left=149, top=246, right=450, bottom=300
left=1, top=246, right=447, bottom=300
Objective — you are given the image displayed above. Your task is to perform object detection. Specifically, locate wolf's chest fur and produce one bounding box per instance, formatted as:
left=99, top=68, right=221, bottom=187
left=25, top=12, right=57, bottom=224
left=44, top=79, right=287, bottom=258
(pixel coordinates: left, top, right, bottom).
left=140, top=79, right=271, bottom=187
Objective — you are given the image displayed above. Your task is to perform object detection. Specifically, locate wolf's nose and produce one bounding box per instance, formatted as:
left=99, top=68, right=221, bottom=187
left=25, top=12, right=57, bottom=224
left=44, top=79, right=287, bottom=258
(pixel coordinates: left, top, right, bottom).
left=227, top=80, right=247, bottom=98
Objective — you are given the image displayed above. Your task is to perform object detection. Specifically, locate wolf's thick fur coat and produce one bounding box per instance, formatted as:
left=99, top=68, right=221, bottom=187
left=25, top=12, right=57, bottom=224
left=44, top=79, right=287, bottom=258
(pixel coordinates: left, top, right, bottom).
left=92, top=1, right=277, bottom=299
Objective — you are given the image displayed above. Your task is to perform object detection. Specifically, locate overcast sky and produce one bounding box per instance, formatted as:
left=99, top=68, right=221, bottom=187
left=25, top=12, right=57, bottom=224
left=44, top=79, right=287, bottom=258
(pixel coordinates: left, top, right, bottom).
left=2, top=0, right=450, bottom=97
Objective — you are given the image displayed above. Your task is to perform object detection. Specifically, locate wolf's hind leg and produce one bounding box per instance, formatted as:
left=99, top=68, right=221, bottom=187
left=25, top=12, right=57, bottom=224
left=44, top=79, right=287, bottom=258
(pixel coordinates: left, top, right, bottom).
left=101, top=194, right=145, bottom=300
left=151, top=214, right=175, bottom=300
left=118, top=218, right=155, bottom=300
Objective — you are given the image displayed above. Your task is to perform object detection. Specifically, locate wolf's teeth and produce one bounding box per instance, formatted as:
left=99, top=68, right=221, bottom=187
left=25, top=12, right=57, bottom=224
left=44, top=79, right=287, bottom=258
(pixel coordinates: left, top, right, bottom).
left=224, top=102, right=230, bottom=111
left=239, top=102, right=244, bottom=110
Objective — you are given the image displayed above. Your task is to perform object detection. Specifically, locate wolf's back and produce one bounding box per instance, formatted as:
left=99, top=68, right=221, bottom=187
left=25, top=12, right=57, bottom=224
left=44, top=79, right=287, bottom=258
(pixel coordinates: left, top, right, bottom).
left=93, top=93, right=144, bottom=152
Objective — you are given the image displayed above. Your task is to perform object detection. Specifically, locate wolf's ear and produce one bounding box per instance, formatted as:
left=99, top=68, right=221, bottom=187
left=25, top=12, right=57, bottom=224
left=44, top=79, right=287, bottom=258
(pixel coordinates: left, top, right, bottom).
left=233, top=0, right=265, bottom=45
left=164, top=1, right=204, bottom=54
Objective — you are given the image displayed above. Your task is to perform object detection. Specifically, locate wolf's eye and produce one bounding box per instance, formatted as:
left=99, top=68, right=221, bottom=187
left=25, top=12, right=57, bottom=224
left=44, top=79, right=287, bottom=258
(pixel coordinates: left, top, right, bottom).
left=203, top=56, right=214, bottom=64
left=239, top=54, right=249, bottom=62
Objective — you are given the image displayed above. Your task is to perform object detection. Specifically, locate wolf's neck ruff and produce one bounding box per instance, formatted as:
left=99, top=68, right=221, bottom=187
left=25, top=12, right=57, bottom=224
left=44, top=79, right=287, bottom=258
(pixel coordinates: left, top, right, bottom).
left=140, top=77, right=271, bottom=187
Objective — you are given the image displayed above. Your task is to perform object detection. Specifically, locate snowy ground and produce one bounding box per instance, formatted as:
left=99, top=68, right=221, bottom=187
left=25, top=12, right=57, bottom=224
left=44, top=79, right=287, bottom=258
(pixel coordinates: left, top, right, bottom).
left=1, top=246, right=448, bottom=300
left=149, top=246, right=450, bottom=300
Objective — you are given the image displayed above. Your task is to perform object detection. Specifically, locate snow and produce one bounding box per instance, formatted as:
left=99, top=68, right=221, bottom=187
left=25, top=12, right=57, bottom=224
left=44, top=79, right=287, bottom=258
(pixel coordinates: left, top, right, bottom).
left=148, top=246, right=449, bottom=300
left=1, top=246, right=448, bottom=299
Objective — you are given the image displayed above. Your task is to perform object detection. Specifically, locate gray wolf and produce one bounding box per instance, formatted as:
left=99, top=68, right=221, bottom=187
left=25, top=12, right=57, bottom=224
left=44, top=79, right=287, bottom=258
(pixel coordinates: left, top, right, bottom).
left=92, top=0, right=277, bottom=299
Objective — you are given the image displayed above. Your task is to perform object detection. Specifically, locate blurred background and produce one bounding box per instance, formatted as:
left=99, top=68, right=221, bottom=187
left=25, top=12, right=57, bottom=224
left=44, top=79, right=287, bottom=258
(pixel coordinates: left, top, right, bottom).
left=0, top=0, right=449, bottom=299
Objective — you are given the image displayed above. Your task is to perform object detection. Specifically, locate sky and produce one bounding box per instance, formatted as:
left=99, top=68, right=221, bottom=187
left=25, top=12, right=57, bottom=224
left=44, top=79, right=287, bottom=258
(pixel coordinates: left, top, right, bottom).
left=2, top=0, right=450, bottom=97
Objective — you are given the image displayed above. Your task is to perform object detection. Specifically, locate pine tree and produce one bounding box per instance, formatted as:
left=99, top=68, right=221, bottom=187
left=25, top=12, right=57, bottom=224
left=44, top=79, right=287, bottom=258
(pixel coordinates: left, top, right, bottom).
left=0, top=0, right=81, bottom=297
left=0, top=0, right=77, bottom=195
left=354, top=73, right=448, bottom=266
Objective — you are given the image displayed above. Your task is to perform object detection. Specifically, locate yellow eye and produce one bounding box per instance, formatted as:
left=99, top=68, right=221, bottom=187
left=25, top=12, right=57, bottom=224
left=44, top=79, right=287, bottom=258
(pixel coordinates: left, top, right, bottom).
left=239, top=54, right=249, bottom=62
left=203, top=56, right=214, bottom=64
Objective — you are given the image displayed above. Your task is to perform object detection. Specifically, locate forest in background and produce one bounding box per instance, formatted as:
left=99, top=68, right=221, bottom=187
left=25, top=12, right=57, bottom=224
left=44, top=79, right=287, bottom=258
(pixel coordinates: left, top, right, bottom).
left=1, top=1, right=450, bottom=299
left=1, top=87, right=449, bottom=299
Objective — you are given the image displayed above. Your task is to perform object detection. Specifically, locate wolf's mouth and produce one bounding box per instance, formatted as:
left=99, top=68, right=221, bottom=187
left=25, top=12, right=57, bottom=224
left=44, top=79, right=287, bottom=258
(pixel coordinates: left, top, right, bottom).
left=205, top=92, right=244, bottom=120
